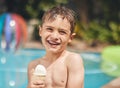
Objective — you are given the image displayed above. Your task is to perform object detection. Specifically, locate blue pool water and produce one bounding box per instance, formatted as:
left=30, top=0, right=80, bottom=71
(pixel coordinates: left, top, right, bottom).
left=0, top=49, right=115, bottom=88
left=81, top=52, right=115, bottom=88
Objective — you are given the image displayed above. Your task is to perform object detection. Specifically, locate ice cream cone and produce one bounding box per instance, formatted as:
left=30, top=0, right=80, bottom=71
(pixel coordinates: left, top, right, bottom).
left=33, top=65, right=47, bottom=81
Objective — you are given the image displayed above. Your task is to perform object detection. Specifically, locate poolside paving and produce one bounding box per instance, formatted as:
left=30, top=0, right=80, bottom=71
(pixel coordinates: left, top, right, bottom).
left=102, top=77, right=120, bottom=88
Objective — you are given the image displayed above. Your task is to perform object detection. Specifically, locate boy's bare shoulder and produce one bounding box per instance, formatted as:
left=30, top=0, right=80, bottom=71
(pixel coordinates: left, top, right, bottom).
left=66, top=51, right=83, bottom=66
left=67, top=51, right=82, bottom=60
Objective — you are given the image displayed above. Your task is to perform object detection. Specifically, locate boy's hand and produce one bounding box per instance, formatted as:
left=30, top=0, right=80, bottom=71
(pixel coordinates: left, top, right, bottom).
left=28, top=69, right=46, bottom=88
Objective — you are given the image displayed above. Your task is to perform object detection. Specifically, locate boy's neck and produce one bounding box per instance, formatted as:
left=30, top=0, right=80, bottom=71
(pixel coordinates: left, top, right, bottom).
left=45, top=50, right=67, bottom=62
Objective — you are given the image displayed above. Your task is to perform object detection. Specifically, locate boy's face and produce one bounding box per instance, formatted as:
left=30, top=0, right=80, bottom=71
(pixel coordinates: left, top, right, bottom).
left=39, top=15, right=75, bottom=53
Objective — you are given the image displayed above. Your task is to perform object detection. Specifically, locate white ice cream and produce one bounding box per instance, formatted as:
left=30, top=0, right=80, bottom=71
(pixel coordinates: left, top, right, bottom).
left=34, top=65, right=47, bottom=76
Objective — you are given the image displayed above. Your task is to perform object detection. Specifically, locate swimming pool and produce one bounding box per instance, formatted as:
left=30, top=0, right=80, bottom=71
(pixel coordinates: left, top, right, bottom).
left=0, top=49, right=115, bottom=88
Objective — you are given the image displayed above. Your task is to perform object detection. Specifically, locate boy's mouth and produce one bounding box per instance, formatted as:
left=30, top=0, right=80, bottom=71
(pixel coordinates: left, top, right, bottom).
left=47, top=40, right=61, bottom=47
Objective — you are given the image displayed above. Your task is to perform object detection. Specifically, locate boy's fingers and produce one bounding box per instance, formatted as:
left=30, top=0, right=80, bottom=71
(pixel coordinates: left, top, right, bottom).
left=32, top=81, right=45, bottom=88
left=30, top=69, right=34, bottom=74
left=31, top=84, right=45, bottom=88
left=33, top=81, right=45, bottom=85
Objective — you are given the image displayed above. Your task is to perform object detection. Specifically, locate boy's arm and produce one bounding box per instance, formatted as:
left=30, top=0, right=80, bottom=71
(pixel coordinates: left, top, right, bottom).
left=66, top=54, right=84, bottom=88
left=27, top=62, right=33, bottom=88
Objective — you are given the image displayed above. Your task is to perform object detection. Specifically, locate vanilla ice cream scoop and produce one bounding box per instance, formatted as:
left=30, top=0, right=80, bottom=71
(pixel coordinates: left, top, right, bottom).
left=34, top=64, right=47, bottom=76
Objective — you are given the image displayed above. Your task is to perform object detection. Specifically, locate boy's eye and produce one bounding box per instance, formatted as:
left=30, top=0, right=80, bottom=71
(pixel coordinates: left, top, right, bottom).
left=46, top=28, right=53, bottom=31
left=59, top=31, right=67, bottom=35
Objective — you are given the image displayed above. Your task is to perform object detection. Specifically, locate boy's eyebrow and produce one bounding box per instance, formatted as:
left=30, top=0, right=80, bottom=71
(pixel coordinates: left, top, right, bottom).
left=59, top=28, right=70, bottom=33
left=42, top=24, right=51, bottom=27
left=43, top=25, right=70, bottom=33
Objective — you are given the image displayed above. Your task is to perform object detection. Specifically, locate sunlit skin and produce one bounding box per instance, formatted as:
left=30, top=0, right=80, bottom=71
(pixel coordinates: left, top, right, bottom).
left=27, top=15, right=84, bottom=88
left=40, top=15, right=73, bottom=54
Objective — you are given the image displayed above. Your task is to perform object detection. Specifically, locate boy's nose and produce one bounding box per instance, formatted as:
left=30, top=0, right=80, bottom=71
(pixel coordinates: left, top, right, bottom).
left=51, top=32, right=59, bottom=40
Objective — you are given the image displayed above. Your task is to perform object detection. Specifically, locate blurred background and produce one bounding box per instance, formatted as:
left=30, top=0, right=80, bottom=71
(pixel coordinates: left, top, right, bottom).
left=0, top=0, right=120, bottom=88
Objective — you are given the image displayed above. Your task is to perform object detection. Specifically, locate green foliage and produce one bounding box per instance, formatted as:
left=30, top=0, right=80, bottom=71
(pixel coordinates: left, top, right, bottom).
left=75, top=21, right=120, bottom=44
left=25, top=0, right=68, bottom=18
left=39, top=0, right=68, bottom=11
left=109, top=22, right=120, bottom=43
left=74, top=22, right=84, bottom=39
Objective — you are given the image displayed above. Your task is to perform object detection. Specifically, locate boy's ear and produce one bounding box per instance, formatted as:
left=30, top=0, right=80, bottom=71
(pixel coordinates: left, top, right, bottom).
left=39, top=25, right=42, bottom=36
left=68, top=33, right=76, bottom=43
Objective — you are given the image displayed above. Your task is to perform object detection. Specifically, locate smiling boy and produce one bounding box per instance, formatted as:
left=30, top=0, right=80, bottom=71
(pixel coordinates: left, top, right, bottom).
left=27, top=5, right=84, bottom=88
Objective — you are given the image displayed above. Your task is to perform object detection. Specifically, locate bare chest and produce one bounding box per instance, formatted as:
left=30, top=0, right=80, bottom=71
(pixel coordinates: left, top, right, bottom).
left=45, top=60, right=67, bottom=88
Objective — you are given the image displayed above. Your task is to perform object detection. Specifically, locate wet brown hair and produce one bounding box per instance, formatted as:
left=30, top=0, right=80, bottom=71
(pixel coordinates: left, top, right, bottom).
left=41, top=5, right=76, bottom=33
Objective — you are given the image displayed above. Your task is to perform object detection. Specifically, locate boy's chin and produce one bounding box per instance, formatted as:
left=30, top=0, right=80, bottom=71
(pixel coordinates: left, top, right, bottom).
left=48, top=48, right=59, bottom=53
left=47, top=48, right=62, bottom=53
